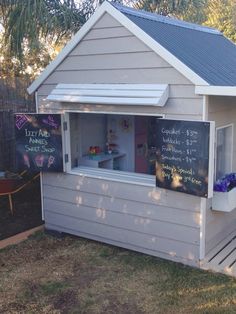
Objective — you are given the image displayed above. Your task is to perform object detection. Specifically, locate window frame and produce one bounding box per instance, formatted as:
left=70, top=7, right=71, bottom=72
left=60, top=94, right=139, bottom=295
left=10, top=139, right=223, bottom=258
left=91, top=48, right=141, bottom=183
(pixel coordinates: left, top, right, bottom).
left=215, top=123, right=234, bottom=181
left=63, top=110, right=164, bottom=186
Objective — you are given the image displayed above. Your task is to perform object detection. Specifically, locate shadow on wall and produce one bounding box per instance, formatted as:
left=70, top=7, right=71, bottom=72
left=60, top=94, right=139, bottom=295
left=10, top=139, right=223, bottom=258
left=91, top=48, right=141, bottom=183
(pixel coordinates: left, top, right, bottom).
left=44, top=174, right=201, bottom=264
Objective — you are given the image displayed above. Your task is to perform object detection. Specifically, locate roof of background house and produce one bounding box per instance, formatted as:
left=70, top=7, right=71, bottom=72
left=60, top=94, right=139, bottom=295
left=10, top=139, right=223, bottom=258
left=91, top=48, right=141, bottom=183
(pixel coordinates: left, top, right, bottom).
left=112, top=2, right=236, bottom=86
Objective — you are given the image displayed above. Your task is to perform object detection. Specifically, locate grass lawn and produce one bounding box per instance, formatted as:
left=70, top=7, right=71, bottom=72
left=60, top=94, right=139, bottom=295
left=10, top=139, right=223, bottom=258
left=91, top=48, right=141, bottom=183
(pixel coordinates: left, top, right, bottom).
left=1, top=231, right=236, bottom=313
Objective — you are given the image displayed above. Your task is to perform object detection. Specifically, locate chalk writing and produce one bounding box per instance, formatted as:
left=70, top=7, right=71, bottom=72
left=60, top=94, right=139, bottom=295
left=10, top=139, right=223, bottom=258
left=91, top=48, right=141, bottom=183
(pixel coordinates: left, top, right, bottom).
left=15, top=114, right=63, bottom=172
left=161, top=128, right=181, bottom=135
left=163, top=137, right=181, bottom=145
left=25, top=129, right=50, bottom=137
left=156, top=120, right=210, bottom=197
left=42, top=115, right=59, bottom=129
left=15, top=114, right=28, bottom=130
left=162, top=145, right=183, bottom=154
left=161, top=155, right=182, bottom=162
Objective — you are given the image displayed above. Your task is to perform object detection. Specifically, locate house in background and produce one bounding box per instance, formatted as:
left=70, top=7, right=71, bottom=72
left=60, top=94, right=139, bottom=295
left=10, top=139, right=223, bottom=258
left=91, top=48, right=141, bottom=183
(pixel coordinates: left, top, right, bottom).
left=28, top=2, right=236, bottom=274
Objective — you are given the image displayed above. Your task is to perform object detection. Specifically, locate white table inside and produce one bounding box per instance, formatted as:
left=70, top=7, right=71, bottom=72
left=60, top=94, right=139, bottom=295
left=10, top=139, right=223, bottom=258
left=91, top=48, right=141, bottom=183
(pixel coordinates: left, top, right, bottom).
left=79, top=153, right=126, bottom=170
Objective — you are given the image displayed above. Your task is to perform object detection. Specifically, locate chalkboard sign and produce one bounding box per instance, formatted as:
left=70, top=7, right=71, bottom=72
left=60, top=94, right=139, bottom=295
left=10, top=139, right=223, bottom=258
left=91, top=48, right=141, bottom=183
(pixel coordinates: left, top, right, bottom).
left=15, top=114, right=63, bottom=172
left=156, top=119, right=211, bottom=198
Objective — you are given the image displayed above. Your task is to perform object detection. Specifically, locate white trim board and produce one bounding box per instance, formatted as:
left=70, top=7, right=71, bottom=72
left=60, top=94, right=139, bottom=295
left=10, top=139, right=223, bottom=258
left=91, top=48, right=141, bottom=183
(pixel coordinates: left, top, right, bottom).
left=46, top=83, right=169, bottom=106
left=28, top=1, right=209, bottom=94
left=196, top=86, right=236, bottom=96
left=70, top=166, right=156, bottom=187
left=62, top=109, right=165, bottom=117
left=199, top=198, right=206, bottom=260
left=208, top=121, right=215, bottom=198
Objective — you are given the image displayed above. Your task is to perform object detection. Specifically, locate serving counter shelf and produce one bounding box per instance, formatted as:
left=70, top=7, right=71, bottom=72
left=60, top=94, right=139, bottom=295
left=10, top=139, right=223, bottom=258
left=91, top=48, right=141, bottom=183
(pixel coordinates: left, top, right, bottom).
left=79, top=152, right=126, bottom=170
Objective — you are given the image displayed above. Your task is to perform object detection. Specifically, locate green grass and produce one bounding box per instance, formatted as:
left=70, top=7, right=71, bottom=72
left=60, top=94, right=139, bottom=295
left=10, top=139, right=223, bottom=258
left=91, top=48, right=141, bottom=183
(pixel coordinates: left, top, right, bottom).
left=1, top=231, right=236, bottom=313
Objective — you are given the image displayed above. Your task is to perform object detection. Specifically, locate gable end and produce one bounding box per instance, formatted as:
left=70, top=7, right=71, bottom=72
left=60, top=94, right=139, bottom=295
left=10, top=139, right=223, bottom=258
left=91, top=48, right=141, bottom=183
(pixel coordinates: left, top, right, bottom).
left=28, top=1, right=209, bottom=94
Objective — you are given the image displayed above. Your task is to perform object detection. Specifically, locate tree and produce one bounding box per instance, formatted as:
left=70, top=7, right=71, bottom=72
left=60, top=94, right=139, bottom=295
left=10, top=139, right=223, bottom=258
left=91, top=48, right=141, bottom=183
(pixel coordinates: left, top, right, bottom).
left=0, top=0, right=127, bottom=79
left=0, top=0, right=88, bottom=81
left=204, top=0, right=236, bottom=42
left=1, top=0, right=85, bottom=62
left=133, top=0, right=207, bottom=23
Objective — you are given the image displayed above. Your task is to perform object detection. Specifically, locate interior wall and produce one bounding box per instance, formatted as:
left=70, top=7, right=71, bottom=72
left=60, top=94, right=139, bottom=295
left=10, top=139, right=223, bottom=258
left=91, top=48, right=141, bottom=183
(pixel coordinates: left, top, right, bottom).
left=107, top=115, right=134, bottom=172
left=79, top=113, right=106, bottom=155
left=70, top=113, right=80, bottom=167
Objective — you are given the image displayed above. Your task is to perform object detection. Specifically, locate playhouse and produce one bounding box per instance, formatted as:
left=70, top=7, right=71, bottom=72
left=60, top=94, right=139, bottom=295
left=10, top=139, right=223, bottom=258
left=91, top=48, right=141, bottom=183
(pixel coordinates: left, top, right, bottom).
left=26, top=2, right=236, bottom=273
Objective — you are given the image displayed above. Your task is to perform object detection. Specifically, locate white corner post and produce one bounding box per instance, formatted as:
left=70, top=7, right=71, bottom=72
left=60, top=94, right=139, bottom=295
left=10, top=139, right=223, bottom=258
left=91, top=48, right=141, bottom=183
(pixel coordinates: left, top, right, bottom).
left=200, top=95, right=208, bottom=260
left=200, top=198, right=206, bottom=260
left=203, top=94, right=209, bottom=121
left=200, top=95, right=214, bottom=260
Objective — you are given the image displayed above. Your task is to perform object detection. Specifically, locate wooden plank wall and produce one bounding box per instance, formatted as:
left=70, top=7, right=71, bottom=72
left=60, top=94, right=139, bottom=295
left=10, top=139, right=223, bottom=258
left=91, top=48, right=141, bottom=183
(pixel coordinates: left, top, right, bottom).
left=43, top=172, right=201, bottom=266
left=0, top=77, right=35, bottom=171
left=0, top=108, right=36, bottom=171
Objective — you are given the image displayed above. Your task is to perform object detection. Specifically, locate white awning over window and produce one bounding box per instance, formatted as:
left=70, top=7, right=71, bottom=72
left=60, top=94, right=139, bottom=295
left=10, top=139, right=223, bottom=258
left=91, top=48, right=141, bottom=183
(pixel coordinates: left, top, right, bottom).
left=47, top=84, right=169, bottom=106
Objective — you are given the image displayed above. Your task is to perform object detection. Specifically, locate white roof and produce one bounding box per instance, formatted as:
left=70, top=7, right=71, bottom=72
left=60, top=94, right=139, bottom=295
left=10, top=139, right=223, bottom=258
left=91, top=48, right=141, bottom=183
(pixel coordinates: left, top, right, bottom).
left=46, top=83, right=169, bottom=106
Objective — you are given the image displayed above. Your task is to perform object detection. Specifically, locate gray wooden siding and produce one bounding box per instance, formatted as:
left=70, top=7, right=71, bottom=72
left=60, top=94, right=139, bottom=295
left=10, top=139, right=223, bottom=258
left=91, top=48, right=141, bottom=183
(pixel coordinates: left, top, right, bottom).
left=37, top=12, right=203, bottom=120
left=42, top=172, right=201, bottom=266
left=44, top=68, right=191, bottom=85
left=205, top=199, right=236, bottom=255
left=38, top=97, right=202, bottom=117
left=56, top=52, right=171, bottom=71
left=205, top=96, right=236, bottom=254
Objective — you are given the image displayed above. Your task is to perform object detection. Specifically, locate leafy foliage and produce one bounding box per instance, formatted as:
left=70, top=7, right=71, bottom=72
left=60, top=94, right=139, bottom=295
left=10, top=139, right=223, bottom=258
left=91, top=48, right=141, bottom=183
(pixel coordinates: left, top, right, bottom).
left=0, top=0, right=125, bottom=79
left=133, top=0, right=207, bottom=23
left=204, top=0, right=236, bottom=42
left=1, top=0, right=236, bottom=80
left=2, top=0, right=85, bottom=60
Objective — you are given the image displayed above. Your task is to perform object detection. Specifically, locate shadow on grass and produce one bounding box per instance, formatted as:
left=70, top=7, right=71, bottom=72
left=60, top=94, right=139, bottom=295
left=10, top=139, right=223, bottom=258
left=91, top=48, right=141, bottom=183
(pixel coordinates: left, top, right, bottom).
left=1, top=232, right=236, bottom=314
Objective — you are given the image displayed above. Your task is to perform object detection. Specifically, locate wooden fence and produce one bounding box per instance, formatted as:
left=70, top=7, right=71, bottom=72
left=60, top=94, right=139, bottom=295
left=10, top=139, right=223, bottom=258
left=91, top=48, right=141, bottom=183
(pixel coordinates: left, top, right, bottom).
left=0, top=111, right=15, bottom=171
left=0, top=77, right=36, bottom=171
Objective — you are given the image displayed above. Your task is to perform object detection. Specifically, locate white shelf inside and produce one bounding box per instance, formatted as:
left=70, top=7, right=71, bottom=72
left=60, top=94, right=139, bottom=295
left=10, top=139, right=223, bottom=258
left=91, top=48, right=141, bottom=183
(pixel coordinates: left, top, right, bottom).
left=79, top=153, right=126, bottom=170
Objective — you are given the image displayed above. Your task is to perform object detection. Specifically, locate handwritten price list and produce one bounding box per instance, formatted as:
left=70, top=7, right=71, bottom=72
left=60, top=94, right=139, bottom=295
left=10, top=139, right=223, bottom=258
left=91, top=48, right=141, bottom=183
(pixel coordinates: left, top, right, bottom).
left=156, top=119, right=210, bottom=197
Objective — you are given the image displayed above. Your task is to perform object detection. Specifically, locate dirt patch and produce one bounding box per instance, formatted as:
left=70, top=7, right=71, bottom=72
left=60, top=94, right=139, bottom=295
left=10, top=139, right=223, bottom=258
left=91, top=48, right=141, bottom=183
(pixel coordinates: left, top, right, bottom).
left=53, top=289, right=79, bottom=313
left=0, top=175, right=42, bottom=240
left=0, top=301, right=27, bottom=313
left=110, top=302, right=144, bottom=314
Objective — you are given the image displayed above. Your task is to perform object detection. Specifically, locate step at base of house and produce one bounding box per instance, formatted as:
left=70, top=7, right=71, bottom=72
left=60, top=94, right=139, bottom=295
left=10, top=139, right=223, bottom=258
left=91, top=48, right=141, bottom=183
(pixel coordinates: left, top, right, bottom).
left=201, top=232, right=236, bottom=276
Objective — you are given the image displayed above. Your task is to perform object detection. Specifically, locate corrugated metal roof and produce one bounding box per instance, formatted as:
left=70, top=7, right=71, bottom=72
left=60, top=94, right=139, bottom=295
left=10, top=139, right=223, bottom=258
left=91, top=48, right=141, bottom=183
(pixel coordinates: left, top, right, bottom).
left=112, top=3, right=236, bottom=86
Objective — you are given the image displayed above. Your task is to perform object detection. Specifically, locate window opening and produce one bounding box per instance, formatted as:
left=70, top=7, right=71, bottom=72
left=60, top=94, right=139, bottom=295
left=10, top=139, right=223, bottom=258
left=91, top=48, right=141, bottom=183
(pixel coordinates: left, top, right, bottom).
left=215, top=124, right=233, bottom=180
left=69, top=113, right=161, bottom=175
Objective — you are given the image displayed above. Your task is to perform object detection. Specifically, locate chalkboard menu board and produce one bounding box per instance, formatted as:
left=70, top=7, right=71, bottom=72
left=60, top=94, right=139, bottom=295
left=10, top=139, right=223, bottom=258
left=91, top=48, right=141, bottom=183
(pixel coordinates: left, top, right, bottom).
left=156, top=119, right=211, bottom=198
left=15, top=114, right=63, bottom=172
